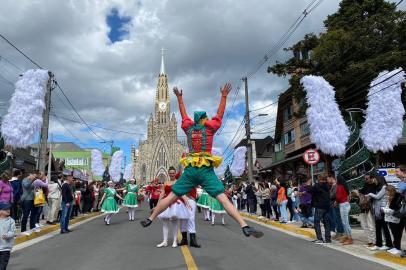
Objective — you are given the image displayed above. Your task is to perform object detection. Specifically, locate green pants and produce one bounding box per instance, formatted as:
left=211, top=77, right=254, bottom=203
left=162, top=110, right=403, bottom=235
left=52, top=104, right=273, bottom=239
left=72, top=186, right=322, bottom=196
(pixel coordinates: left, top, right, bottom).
left=172, top=166, right=225, bottom=197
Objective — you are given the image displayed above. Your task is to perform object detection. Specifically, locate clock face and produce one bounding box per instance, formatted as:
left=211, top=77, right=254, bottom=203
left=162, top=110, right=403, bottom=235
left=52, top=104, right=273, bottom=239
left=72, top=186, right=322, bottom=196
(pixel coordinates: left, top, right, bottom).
left=159, top=102, right=167, bottom=111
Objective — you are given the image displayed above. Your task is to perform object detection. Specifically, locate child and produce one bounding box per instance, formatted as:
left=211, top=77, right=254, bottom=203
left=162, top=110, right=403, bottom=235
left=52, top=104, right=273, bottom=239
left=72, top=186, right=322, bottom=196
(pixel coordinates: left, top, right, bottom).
left=0, top=203, right=16, bottom=270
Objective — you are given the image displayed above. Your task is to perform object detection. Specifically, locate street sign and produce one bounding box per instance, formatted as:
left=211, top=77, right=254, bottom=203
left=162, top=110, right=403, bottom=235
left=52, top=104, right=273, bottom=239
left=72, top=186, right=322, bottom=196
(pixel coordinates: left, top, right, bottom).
left=303, top=149, right=320, bottom=165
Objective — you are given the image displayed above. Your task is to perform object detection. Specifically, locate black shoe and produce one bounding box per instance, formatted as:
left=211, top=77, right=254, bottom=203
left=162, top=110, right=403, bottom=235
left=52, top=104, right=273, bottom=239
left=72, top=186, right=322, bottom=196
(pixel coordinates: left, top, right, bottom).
left=179, top=232, right=188, bottom=246
left=189, top=233, right=201, bottom=248
left=66, top=229, right=72, bottom=233
left=60, top=230, right=68, bottom=234
left=242, top=226, right=264, bottom=238
left=141, top=219, right=152, bottom=227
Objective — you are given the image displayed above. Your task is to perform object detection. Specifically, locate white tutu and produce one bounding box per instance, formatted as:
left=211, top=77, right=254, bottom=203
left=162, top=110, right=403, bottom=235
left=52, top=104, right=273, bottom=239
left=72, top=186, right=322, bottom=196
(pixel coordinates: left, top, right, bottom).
left=158, top=199, right=191, bottom=220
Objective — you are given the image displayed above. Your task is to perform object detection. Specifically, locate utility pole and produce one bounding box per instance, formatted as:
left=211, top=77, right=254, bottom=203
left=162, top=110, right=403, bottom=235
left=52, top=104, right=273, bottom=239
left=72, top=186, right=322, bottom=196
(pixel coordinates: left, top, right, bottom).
left=243, top=77, right=254, bottom=183
left=38, top=71, right=54, bottom=172
left=47, top=133, right=53, bottom=178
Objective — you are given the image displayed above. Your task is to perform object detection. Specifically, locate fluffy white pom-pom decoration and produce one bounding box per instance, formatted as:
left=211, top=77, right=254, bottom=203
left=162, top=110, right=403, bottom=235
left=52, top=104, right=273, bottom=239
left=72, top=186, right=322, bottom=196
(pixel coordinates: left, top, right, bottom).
left=361, top=68, right=405, bottom=153
left=301, top=76, right=350, bottom=156
left=1, top=69, right=49, bottom=147
left=91, top=149, right=105, bottom=176
left=109, top=150, right=123, bottom=182
left=230, top=146, right=247, bottom=177
left=123, top=162, right=133, bottom=180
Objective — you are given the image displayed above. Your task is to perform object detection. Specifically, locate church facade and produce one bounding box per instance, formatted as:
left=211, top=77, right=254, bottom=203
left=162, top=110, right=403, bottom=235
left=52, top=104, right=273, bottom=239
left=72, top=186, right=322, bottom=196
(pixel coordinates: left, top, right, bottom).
left=131, top=51, right=185, bottom=184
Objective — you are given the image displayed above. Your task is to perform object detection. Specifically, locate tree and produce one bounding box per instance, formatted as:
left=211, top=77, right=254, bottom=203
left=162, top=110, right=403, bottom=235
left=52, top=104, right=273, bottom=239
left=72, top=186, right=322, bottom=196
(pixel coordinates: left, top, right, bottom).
left=268, top=0, right=406, bottom=114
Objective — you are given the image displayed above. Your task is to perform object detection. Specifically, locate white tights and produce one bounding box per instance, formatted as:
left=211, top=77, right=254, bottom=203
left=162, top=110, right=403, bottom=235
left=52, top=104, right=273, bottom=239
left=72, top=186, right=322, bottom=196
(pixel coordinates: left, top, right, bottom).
left=212, top=213, right=225, bottom=225
left=105, top=214, right=114, bottom=224
left=128, top=208, right=136, bottom=221
left=160, top=219, right=179, bottom=246
left=203, top=209, right=211, bottom=220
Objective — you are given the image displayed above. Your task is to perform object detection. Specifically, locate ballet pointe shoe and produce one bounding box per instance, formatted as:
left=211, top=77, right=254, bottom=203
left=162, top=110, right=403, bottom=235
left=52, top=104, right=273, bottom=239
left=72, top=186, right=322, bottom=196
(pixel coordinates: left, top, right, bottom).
left=156, top=241, right=168, bottom=248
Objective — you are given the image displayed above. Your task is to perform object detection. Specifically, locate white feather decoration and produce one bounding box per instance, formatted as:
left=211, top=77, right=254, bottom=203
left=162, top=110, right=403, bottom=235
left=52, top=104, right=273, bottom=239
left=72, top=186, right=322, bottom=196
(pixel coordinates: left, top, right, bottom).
left=361, top=68, right=405, bottom=153
left=91, top=149, right=105, bottom=176
left=214, top=163, right=226, bottom=178
left=230, top=146, right=247, bottom=177
left=1, top=69, right=49, bottom=147
left=123, top=162, right=133, bottom=180
left=301, top=76, right=350, bottom=156
left=109, top=150, right=123, bottom=182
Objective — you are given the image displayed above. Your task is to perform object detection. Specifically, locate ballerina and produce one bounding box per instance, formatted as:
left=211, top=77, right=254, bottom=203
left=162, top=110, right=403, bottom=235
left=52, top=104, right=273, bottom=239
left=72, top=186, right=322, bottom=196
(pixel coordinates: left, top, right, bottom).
left=99, top=181, right=123, bottom=225
left=197, top=190, right=211, bottom=221
left=122, top=179, right=139, bottom=221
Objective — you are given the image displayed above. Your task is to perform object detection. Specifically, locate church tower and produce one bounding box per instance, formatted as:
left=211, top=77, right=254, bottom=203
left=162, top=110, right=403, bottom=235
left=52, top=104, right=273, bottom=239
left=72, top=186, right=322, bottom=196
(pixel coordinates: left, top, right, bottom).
left=132, top=49, right=185, bottom=184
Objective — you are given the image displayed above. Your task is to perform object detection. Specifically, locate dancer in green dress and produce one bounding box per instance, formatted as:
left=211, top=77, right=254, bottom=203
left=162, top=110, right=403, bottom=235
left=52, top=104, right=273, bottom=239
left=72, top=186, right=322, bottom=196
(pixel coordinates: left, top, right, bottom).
left=210, top=196, right=225, bottom=226
left=99, top=181, right=123, bottom=225
left=197, top=190, right=211, bottom=221
left=123, top=178, right=139, bottom=221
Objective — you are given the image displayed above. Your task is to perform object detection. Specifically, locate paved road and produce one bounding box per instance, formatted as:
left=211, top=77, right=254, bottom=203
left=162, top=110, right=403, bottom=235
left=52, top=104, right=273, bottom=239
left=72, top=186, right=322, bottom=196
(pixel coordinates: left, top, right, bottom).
left=10, top=205, right=394, bottom=270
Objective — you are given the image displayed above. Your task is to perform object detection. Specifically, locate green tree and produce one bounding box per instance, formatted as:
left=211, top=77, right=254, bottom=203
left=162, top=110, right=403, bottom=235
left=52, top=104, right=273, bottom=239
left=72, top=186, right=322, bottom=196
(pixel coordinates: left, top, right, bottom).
left=268, top=0, right=406, bottom=113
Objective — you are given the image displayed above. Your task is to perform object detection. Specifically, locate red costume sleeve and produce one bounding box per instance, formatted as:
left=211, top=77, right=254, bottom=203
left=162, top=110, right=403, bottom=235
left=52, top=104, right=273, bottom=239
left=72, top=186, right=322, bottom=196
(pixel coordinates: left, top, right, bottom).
left=205, top=115, right=222, bottom=132
left=181, top=117, right=194, bottom=133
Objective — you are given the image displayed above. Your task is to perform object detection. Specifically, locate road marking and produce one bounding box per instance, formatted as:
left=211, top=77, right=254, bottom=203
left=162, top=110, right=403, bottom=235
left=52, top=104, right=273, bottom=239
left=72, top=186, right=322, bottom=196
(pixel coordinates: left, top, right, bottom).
left=178, top=232, right=199, bottom=270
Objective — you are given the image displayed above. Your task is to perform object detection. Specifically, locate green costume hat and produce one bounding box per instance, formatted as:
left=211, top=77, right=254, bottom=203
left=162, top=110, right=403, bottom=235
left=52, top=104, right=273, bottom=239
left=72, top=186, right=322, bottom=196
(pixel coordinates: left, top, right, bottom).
left=194, top=111, right=207, bottom=123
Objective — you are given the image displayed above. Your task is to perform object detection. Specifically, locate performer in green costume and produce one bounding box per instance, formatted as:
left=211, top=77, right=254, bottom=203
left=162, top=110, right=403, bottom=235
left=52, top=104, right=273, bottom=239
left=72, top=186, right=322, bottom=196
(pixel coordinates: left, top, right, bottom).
left=123, top=178, right=139, bottom=221
left=100, top=181, right=124, bottom=225
left=141, top=83, right=263, bottom=238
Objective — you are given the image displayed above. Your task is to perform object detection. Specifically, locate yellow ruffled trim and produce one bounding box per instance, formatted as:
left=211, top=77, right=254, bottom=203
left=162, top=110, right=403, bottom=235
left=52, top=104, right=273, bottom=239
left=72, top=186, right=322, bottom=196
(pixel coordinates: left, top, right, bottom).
left=180, top=152, right=223, bottom=168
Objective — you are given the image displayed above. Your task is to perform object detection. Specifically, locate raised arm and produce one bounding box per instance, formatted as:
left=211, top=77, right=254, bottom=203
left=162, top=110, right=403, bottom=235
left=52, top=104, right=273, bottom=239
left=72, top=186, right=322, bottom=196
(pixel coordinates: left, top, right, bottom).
left=217, top=83, right=232, bottom=118
left=174, top=87, right=188, bottom=119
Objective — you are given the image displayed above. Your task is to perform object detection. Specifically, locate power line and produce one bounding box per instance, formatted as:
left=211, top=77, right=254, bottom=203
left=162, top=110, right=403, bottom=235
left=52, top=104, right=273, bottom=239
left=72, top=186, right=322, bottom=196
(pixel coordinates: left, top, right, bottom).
left=0, top=33, right=43, bottom=69
left=0, top=55, right=24, bottom=72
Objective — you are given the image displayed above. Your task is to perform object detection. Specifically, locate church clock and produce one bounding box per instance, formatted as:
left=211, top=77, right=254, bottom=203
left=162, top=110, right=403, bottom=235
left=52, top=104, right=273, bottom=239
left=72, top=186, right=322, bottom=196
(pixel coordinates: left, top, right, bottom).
left=159, top=102, right=167, bottom=112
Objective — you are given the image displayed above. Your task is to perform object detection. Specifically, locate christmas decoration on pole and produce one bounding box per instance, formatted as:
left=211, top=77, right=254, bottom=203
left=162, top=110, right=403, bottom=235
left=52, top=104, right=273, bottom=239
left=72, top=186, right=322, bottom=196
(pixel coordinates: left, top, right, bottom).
left=91, top=149, right=105, bottom=177
left=230, top=146, right=247, bottom=177
left=338, top=109, right=374, bottom=191
left=300, top=75, right=350, bottom=156
left=109, top=150, right=123, bottom=182
left=361, top=68, right=405, bottom=153
left=1, top=69, right=49, bottom=147
left=123, top=162, right=133, bottom=181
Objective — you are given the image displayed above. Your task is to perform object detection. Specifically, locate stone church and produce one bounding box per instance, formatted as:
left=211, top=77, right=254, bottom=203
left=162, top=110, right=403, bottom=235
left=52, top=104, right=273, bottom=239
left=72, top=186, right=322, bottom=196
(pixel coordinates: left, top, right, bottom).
left=131, top=50, right=185, bottom=184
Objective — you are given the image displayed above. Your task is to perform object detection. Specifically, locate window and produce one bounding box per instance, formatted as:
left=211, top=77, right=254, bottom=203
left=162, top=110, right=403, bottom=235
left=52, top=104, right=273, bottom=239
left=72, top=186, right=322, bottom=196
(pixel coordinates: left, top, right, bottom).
left=274, top=142, right=283, bottom=152
left=283, top=104, right=293, bottom=121
left=300, top=122, right=310, bottom=137
left=283, top=130, right=295, bottom=145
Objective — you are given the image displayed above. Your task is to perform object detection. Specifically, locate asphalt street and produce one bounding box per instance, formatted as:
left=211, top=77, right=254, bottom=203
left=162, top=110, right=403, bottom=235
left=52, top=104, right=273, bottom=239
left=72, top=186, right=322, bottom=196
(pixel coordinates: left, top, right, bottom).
left=10, top=205, right=394, bottom=270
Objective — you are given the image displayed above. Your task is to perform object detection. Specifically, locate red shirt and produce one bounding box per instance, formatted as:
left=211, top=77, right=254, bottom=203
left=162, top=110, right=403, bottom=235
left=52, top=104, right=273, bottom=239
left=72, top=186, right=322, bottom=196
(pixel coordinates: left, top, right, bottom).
left=187, top=188, right=197, bottom=200
left=336, top=184, right=349, bottom=204
left=146, top=185, right=161, bottom=200
left=181, top=115, right=222, bottom=154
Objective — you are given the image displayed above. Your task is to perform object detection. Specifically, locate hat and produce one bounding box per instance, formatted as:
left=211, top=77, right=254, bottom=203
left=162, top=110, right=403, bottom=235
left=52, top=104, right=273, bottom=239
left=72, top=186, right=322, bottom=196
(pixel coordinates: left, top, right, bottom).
left=193, top=111, right=207, bottom=123
left=0, top=203, right=11, bottom=210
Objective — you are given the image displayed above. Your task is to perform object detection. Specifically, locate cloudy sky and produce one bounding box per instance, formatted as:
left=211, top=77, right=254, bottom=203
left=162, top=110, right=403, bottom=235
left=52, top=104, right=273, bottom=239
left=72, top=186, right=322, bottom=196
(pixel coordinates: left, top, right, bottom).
left=0, top=0, right=403, bottom=164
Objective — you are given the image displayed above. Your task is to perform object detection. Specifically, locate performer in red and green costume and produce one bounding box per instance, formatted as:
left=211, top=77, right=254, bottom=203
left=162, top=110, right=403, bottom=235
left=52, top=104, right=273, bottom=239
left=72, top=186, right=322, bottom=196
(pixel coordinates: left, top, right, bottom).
left=141, top=83, right=263, bottom=238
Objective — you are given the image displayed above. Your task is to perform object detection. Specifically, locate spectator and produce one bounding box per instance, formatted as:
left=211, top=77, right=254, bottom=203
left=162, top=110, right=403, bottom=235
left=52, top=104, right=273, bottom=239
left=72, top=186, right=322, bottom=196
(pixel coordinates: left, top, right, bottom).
left=353, top=174, right=377, bottom=248
left=327, top=175, right=344, bottom=240
left=382, top=185, right=403, bottom=255
left=290, top=181, right=300, bottom=222
left=0, top=172, right=13, bottom=205
left=20, top=170, right=39, bottom=234
left=9, top=170, right=22, bottom=221
left=336, top=175, right=352, bottom=245
left=47, top=175, right=62, bottom=225
left=0, top=203, right=16, bottom=270
left=367, top=172, right=393, bottom=251
left=81, top=183, right=93, bottom=213
left=60, top=175, right=74, bottom=234
left=245, top=182, right=257, bottom=214
left=270, top=185, right=279, bottom=220
left=308, top=174, right=331, bottom=244
left=286, top=181, right=295, bottom=223
left=33, top=173, right=48, bottom=232
left=299, top=178, right=313, bottom=228
left=275, top=179, right=288, bottom=224
left=92, top=182, right=100, bottom=212
left=260, top=182, right=272, bottom=219
left=240, top=183, right=247, bottom=211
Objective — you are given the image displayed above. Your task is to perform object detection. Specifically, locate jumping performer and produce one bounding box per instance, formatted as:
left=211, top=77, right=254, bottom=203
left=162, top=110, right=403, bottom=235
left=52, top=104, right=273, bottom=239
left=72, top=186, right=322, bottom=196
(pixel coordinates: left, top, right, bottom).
left=122, top=178, right=139, bottom=221
left=156, top=167, right=191, bottom=248
left=99, top=181, right=123, bottom=225
left=141, top=83, right=263, bottom=238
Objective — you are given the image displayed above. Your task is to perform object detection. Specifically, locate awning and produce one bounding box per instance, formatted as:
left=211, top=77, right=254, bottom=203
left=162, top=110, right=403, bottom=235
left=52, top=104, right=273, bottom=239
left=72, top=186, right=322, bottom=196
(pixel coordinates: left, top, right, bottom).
left=260, top=152, right=304, bottom=172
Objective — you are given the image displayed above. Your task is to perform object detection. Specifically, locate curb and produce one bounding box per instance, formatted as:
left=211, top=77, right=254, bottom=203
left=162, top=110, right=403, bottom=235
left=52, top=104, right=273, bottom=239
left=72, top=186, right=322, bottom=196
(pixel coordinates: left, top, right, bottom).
left=15, top=212, right=102, bottom=245
left=240, top=212, right=406, bottom=268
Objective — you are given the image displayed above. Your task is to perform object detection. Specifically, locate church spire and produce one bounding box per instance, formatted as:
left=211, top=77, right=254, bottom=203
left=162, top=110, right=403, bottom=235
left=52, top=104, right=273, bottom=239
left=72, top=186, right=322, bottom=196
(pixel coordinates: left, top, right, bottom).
left=160, top=47, right=166, bottom=75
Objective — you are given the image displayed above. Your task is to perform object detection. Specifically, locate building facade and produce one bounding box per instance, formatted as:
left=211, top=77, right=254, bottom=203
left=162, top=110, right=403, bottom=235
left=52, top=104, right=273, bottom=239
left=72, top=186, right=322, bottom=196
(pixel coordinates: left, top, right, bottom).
left=131, top=51, right=185, bottom=184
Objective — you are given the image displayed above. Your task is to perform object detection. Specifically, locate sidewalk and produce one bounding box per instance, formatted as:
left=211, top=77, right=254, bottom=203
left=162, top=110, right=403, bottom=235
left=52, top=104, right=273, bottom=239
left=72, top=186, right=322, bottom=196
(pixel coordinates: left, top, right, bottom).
left=15, top=212, right=102, bottom=245
left=240, top=211, right=406, bottom=268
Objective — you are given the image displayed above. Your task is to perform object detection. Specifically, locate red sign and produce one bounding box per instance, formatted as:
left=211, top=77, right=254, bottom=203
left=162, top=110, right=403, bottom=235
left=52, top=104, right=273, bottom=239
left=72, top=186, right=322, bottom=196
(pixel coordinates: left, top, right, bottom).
left=303, top=149, right=320, bottom=165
